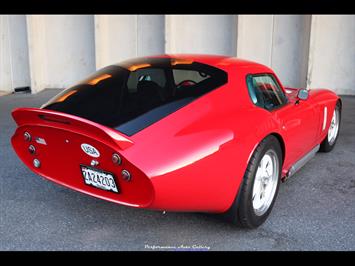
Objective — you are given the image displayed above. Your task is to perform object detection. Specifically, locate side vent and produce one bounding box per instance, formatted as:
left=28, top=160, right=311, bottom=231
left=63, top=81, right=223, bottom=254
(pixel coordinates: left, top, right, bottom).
left=322, top=106, right=327, bottom=131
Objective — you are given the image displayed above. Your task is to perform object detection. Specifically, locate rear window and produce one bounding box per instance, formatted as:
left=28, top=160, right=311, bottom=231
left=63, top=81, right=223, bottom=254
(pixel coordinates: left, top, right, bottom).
left=42, top=57, right=227, bottom=136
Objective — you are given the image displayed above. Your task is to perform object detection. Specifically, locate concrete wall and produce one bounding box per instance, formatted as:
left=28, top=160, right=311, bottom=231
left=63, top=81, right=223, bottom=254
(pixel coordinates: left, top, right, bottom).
left=0, top=15, right=30, bottom=92
left=95, top=15, right=165, bottom=69
left=166, top=15, right=237, bottom=56
left=237, top=15, right=311, bottom=88
left=27, top=15, right=96, bottom=93
left=237, top=15, right=274, bottom=66
left=307, top=15, right=355, bottom=95
left=0, top=15, right=354, bottom=95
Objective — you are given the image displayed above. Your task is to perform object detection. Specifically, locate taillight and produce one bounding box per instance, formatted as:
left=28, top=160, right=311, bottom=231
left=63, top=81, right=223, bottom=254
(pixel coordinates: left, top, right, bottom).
left=28, top=145, right=36, bottom=155
left=121, top=170, right=132, bottom=182
left=33, top=159, right=41, bottom=168
left=24, top=132, right=31, bottom=142
left=112, top=153, right=122, bottom=165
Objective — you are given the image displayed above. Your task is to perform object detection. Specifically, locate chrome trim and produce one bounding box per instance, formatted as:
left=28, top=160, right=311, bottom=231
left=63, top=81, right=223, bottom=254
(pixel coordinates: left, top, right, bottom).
left=90, top=160, right=99, bottom=167
left=285, top=144, right=320, bottom=180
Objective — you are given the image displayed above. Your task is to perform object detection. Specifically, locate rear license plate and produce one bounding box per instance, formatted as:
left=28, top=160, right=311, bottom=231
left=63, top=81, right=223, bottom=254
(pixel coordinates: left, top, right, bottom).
left=80, top=165, right=119, bottom=193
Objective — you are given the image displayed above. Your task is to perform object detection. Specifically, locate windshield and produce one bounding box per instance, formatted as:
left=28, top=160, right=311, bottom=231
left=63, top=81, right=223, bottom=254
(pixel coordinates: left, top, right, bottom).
left=42, top=57, right=228, bottom=136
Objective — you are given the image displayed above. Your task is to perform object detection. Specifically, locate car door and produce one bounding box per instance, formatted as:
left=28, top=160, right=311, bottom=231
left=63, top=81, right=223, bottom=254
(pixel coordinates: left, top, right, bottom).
left=246, top=74, right=319, bottom=167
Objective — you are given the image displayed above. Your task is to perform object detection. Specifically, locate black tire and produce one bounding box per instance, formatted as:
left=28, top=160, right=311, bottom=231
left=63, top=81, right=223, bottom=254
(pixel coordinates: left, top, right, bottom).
left=224, top=135, right=282, bottom=228
left=319, top=101, right=341, bottom=153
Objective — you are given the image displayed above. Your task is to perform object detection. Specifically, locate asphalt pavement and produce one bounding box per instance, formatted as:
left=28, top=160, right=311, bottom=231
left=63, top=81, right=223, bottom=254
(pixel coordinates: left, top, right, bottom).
left=0, top=89, right=354, bottom=251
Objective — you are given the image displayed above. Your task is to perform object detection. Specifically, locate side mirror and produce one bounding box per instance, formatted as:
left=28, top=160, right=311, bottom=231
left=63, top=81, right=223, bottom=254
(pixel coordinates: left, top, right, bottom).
left=297, top=89, right=309, bottom=101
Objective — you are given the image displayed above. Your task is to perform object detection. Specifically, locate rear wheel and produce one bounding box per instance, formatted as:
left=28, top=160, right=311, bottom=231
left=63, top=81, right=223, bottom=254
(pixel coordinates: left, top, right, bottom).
left=224, top=135, right=282, bottom=228
left=320, top=102, right=341, bottom=152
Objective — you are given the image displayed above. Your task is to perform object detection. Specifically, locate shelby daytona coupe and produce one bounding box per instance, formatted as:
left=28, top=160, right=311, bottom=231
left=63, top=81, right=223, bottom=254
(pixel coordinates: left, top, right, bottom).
left=11, top=55, right=341, bottom=228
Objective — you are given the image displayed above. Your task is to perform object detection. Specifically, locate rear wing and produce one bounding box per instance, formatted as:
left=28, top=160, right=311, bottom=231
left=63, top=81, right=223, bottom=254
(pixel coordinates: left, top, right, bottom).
left=12, top=108, right=134, bottom=150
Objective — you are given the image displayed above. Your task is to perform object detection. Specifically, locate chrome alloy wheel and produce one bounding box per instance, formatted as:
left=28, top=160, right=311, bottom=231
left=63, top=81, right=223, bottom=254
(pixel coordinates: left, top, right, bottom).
left=252, top=150, right=279, bottom=216
left=328, top=109, right=340, bottom=145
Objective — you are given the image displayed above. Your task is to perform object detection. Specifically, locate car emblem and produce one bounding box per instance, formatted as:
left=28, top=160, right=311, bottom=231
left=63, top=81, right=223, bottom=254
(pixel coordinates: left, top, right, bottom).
left=35, top=137, right=47, bottom=145
left=81, top=143, right=100, bottom=158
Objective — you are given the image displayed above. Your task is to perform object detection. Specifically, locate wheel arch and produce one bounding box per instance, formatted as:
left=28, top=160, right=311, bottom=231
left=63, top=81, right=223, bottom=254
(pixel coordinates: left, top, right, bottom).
left=337, top=97, right=343, bottom=111
left=248, top=132, right=286, bottom=166
left=225, top=131, right=285, bottom=226
left=270, top=132, right=286, bottom=164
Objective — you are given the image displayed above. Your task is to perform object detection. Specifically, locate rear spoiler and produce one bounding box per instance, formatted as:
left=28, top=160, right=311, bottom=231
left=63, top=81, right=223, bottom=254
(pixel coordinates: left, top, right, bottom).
left=12, top=108, right=134, bottom=150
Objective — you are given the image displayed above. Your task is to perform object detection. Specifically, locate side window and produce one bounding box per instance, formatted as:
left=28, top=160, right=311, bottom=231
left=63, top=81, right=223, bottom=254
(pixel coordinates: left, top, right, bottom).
left=172, top=69, right=210, bottom=86
left=172, top=69, right=211, bottom=99
left=127, top=68, right=166, bottom=93
left=246, top=74, right=287, bottom=110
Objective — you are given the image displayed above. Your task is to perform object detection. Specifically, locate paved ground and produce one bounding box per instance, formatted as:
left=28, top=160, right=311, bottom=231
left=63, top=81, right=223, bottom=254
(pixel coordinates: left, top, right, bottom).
left=0, top=89, right=354, bottom=251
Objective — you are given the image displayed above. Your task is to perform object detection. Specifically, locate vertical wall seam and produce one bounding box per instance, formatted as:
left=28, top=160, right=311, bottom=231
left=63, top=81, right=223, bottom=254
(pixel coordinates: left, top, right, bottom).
left=164, top=15, right=170, bottom=53
left=91, top=15, right=96, bottom=70
left=26, top=16, right=33, bottom=92
left=234, top=15, right=238, bottom=57
left=162, top=15, right=166, bottom=54
left=93, top=15, right=98, bottom=69
left=22, top=16, right=31, bottom=87
left=236, top=15, right=243, bottom=57
left=270, top=15, right=275, bottom=68
left=305, top=15, right=315, bottom=89
left=302, top=15, right=312, bottom=88
left=7, top=16, right=14, bottom=90
left=135, top=15, right=139, bottom=56
left=43, top=16, right=48, bottom=90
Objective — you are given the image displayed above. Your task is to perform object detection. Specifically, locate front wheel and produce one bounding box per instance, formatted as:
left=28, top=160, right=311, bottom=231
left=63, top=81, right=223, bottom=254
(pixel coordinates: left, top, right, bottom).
left=224, top=135, right=282, bottom=228
left=320, top=101, right=341, bottom=152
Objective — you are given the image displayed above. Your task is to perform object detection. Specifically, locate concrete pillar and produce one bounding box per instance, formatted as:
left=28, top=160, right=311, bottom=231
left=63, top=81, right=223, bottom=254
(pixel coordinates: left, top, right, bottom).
left=95, top=15, right=165, bottom=69
left=237, top=15, right=311, bottom=88
left=271, top=15, right=311, bottom=88
left=0, top=15, right=30, bottom=92
left=27, top=15, right=96, bottom=93
left=166, top=15, right=237, bottom=56
left=237, top=15, right=274, bottom=66
left=137, top=15, right=165, bottom=57
left=307, top=15, right=355, bottom=95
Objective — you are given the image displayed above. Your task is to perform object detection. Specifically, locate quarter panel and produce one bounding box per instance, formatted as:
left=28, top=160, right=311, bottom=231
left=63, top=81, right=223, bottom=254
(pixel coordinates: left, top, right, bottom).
left=124, top=65, right=283, bottom=212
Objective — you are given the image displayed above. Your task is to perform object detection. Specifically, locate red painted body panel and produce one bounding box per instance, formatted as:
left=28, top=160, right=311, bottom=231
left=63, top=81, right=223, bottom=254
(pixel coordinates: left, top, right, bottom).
left=11, top=108, right=154, bottom=208
left=11, top=55, right=340, bottom=213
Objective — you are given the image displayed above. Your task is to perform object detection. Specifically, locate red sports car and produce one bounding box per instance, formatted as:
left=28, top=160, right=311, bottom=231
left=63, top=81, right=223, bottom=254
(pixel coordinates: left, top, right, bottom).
left=11, top=54, right=341, bottom=228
